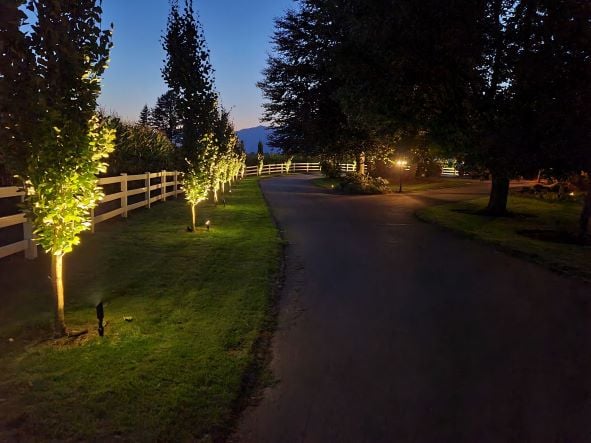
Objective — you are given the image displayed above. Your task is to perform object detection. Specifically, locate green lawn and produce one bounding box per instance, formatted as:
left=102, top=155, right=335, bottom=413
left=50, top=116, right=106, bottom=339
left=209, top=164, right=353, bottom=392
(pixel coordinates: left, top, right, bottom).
left=0, top=177, right=281, bottom=441
left=417, top=196, right=591, bottom=280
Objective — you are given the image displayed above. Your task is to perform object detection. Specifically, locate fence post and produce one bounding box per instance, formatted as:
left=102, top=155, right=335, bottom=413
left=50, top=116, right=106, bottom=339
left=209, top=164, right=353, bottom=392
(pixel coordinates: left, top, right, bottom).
left=268, top=164, right=271, bottom=175
left=19, top=193, right=38, bottom=259
left=174, top=171, right=178, bottom=198
left=23, top=220, right=37, bottom=259
left=162, top=170, right=167, bottom=202
left=121, top=173, right=128, bottom=218
left=146, top=172, right=151, bottom=209
left=306, top=163, right=309, bottom=173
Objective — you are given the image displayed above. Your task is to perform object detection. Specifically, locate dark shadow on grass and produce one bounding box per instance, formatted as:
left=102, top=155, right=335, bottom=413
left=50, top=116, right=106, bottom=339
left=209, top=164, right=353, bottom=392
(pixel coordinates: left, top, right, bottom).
left=451, top=208, right=538, bottom=219
left=517, top=229, right=589, bottom=246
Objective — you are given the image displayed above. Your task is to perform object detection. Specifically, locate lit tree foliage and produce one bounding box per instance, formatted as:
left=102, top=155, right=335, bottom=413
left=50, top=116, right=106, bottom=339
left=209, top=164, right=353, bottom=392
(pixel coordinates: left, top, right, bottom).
left=184, top=160, right=211, bottom=232
left=257, top=141, right=264, bottom=176
left=0, top=0, right=113, bottom=336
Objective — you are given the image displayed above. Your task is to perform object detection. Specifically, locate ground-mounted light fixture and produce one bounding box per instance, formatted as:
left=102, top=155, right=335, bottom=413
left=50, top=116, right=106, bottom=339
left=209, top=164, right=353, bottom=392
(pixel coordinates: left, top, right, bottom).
left=96, top=302, right=104, bottom=337
left=205, top=220, right=211, bottom=231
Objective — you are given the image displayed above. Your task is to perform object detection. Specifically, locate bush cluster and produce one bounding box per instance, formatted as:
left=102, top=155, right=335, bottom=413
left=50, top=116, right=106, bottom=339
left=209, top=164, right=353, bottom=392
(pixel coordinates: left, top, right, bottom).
left=339, top=172, right=390, bottom=194
left=107, top=120, right=176, bottom=175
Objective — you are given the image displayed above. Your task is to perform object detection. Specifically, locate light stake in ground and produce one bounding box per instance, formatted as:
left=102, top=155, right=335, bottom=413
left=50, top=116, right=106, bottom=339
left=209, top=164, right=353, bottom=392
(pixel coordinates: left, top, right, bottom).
left=96, top=302, right=104, bottom=337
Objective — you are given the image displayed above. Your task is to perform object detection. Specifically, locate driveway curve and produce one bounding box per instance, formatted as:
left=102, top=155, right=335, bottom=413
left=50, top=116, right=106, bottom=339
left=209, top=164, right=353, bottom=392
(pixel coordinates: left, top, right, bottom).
left=236, top=174, right=591, bottom=443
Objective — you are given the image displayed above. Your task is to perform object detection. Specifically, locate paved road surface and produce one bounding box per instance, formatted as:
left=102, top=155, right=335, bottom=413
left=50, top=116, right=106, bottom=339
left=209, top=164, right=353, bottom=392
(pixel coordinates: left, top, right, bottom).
left=236, top=175, right=591, bottom=443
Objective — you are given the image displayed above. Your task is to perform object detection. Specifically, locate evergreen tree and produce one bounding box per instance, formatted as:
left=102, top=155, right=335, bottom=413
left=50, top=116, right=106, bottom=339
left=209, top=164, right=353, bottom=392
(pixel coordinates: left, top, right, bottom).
left=139, top=104, right=150, bottom=125
left=162, top=0, right=216, bottom=161
left=150, top=90, right=180, bottom=141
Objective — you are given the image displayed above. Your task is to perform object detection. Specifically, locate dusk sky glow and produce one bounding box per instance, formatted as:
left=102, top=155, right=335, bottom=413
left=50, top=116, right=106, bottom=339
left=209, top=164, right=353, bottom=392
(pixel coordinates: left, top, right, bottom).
left=97, top=0, right=293, bottom=130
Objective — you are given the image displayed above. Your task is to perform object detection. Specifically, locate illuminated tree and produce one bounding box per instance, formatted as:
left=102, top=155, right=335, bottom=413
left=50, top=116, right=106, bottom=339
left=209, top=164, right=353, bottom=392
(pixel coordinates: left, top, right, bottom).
left=0, top=0, right=113, bottom=336
left=184, top=161, right=211, bottom=231
left=257, top=141, right=264, bottom=176
left=284, top=155, right=293, bottom=174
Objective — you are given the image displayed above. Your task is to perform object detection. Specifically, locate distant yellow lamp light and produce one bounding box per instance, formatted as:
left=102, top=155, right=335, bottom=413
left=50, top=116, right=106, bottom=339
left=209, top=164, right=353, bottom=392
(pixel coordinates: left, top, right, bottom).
left=394, top=159, right=408, bottom=193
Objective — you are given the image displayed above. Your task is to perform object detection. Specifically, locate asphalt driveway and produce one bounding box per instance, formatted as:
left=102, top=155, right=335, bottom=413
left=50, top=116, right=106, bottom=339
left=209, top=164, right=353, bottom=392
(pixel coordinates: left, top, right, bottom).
left=236, top=175, right=591, bottom=443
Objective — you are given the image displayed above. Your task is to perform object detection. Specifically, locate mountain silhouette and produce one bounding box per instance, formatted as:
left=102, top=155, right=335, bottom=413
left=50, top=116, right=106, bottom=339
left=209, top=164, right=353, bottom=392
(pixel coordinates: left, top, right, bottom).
left=236, top=125, right=276, bottom=153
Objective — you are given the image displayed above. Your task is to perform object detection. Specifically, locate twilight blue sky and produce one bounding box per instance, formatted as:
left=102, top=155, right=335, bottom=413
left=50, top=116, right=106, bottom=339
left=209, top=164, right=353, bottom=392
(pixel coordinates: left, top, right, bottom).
left=98, top=0, right=293, bottom=130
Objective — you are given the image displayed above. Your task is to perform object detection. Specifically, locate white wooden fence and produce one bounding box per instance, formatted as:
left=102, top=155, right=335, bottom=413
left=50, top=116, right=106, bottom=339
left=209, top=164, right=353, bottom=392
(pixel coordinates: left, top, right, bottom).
left=243, top=162, right=356, bottom=176
left=0, top=186, right=35, bottom=260
left=0, top=163, right=339, bottom=261
left=441, top=167, right=460, bottom=177
left=0, top=170, right=182, bottom=261
left=90, top=170, right=181, bottom=231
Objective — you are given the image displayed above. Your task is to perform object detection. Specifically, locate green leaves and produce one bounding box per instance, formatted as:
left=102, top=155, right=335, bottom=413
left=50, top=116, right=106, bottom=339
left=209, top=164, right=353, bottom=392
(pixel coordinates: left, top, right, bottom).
left=1, top=1, right=114, bottom=256
left=27, top=116, right=115, bottom=256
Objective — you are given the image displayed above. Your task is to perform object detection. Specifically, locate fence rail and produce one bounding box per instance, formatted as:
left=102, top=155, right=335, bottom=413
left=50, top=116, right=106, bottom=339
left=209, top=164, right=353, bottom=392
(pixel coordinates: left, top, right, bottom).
left=0, top=170, right=183, bottom=261
left=244, top=162, right=358, bottom=176
left=0, top=163, right=347, bottom=261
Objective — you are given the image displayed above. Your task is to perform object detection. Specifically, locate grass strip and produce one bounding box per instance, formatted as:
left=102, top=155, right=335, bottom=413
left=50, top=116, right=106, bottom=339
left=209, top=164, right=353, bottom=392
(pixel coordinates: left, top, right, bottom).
left=416, top=196, right=591, bottom=281
left=0, top=177, right=281, bottom=441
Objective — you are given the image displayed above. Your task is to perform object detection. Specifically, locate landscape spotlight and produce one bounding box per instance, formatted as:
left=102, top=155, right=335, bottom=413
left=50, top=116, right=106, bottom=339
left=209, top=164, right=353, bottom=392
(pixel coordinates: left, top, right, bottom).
left=206, top=220, right=211, bottom=231
left=96, top=302, right=104, bottom=337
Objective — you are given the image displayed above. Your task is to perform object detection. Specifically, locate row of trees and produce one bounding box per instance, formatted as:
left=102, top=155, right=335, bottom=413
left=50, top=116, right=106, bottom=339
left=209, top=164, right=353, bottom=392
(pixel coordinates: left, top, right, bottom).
left=0, top=0, right=246, bottom=337
left=162, top=0, right=246, bottom=231
left=260, top=0, right=591, bottom=232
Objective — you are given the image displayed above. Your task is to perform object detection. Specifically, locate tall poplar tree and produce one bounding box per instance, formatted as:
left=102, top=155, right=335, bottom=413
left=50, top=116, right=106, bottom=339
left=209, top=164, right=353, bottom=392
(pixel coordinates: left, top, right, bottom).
left=0, top=0, right=114, bottom=336
left=162, top=0, right=216, bottom=159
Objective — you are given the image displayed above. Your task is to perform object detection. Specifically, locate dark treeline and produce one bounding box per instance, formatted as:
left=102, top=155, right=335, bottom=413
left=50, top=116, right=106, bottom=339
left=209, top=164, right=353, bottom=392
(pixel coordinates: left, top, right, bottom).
left=259, top=0, right=591, bottom=232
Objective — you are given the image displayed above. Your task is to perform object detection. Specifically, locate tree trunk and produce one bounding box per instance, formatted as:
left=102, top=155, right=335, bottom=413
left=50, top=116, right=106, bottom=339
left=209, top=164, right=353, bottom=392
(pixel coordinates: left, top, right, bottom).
left=221, top=182, right=225, bottom=194
left=51, top=254, right=67, bottom=337
left=213, top=188, right=218, bottom=204
left=191, top=204, right=197, bottom=232
left=487, top=174, right=510, bottom=215
left=356, top=151, right=365, bottom=175
left=579, top=188, right=591, bottom=240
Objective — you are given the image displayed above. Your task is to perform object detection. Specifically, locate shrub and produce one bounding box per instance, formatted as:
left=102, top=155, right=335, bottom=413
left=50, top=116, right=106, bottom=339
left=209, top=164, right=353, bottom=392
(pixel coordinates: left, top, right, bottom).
left=108, top=121, right=175, bottom=175
left=339, top=172, right=390, bottom=194
left=320, top=159, right=342, bottom=178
